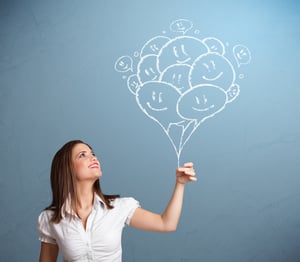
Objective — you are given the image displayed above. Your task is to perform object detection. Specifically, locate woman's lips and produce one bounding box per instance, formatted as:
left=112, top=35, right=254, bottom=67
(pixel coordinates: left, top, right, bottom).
left=89, top=162, right=99, bottom=168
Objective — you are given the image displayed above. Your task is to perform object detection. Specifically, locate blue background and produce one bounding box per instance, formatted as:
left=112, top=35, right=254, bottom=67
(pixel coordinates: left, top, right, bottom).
left=1, top=0, right=300, bottom=261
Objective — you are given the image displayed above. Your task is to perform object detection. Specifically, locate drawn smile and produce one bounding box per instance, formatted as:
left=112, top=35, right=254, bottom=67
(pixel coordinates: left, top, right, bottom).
left=146, top=102, right=168, bottom=111
left=192, top=104, right=215, bottom=112
left=202, top=72, right=223, bottom=81
left=176, top=57, right=191, bottom=64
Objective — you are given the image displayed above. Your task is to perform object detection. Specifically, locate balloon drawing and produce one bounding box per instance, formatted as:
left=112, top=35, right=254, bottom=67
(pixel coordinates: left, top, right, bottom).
left=114, top=19, right=251, bottom=166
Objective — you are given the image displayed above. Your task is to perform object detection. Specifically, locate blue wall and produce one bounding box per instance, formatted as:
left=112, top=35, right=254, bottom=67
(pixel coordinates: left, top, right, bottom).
left=1, top=0, right=300, bottom=261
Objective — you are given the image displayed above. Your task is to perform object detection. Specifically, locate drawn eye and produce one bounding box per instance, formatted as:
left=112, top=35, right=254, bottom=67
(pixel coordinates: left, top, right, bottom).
left=173, top=46, right=179, bottom=58
left=195, top=95, right=207, bottom=105
left=181, top=44, right=188, bottom=56
left=158, top=92, right=163, bottom=103
left=203, top=63, right=210, bottom=71
left=210, top=60, right=216, bottom=69
left=152, top=91, right=156, bottom=101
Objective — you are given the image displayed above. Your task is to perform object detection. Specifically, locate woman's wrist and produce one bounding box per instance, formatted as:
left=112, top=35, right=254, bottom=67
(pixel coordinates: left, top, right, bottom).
left=175, top=180, right=186, bottom=186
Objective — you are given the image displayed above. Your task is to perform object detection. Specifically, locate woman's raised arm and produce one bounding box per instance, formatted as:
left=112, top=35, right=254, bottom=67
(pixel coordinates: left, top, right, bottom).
left=130, top=162, right=196, bottom=232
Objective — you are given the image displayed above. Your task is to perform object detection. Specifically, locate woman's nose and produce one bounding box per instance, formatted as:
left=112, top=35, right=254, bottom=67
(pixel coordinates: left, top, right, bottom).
left=88, top=153, right=97, bottom=160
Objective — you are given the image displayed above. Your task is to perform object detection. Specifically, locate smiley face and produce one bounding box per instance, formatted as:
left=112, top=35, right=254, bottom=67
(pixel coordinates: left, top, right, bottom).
left=146, top=90, right=168, bottom=111
left=189, top=53, right=235, bottom=91
left=177, top=84, right=227, bottom=123
left=137, top=54, right=160, bottom=84
left=191, top=94, right=215, bottom=112
left=140, top=36, right=170, bottom=57
left=157, top=36, right=208, bottom=73
left=136, top=81, right=183, bottom=130
left=127, top=74, right=140, bottom=95
left=159, top=64, right=192, bottom=93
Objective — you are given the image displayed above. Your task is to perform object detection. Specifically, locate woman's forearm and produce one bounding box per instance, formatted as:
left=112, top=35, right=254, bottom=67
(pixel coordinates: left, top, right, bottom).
left=161, top=181, right=185, bottom=231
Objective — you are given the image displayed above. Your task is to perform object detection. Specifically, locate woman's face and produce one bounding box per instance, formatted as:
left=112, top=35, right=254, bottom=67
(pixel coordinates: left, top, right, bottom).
left=72, top=143, right=102, bottom=182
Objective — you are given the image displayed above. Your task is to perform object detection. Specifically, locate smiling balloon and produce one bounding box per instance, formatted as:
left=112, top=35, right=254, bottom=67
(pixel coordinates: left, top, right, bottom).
left=157, top=36, right=209, bottom=73
left=127, top=74, right=140, bottom=95
left=177, top=84, right=227, bottom=124
left=203, top=37, right=225, bottom=55
left=136, top=81, right=183, bottom=130
left=137, top=54, right=160, bottom=84
left=189, top=53, right=235, bottom=91
left=140, top=36, right=170, bottom=57
left=160, top=64, right=192, bottom=93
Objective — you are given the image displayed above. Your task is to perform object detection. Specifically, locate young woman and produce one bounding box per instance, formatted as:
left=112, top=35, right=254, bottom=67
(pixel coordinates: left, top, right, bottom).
left=37, top=140, right=197, bottom=262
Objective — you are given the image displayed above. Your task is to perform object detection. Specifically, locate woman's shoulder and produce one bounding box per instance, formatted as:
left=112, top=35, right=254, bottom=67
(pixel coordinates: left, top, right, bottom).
left=37, top=209, right=56, bottom=234
left=38, top=209, right=54, bottom=223
left=111, top=197, right=140, bottom=208
left=110, top=197, right=141, bottom=224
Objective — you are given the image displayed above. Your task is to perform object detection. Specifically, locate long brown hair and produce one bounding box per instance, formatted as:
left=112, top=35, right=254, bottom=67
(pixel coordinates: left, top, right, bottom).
left=46, top=140, right=119, bottom=223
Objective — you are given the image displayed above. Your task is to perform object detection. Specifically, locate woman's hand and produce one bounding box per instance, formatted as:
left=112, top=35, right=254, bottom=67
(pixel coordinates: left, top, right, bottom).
left=176, top=162, right=197, bottom=185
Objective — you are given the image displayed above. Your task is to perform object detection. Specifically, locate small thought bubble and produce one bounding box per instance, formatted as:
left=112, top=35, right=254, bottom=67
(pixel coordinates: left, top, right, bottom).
left=170, top=19, right=193, bottom=35
left=114, top=55, right=133, bottom=72
left=233, top=45, right=251, bottom=67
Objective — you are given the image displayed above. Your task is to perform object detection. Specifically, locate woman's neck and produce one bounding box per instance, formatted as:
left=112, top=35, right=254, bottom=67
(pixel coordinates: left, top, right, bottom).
left=76, top=183, right=94, bottom=209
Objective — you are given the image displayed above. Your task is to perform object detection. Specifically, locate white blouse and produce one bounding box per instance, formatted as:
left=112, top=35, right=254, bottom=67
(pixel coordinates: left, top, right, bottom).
left=37, top=195, right=140, bottom=262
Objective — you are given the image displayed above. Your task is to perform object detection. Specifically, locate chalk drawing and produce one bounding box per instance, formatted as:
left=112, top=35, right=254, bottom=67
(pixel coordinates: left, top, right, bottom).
left=115, top=19, right=251, bottom=166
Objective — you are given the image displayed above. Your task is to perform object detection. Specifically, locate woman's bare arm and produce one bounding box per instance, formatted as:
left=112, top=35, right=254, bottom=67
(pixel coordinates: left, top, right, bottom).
left=130, top=162, right=196, bottom=232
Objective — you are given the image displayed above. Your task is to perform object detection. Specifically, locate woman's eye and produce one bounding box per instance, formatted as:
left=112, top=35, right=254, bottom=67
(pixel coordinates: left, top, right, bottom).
left=79, top=152, right=86, bottom=158
left=78, top=151, right=96, bottom=159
